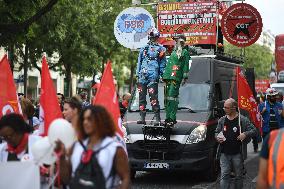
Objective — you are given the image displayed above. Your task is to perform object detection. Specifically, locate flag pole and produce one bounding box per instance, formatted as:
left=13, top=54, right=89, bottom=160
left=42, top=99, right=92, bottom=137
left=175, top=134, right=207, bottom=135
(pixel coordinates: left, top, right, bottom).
left=236, top=67, right=242, bottom=134
left=238, top=108, right=241, bottom=135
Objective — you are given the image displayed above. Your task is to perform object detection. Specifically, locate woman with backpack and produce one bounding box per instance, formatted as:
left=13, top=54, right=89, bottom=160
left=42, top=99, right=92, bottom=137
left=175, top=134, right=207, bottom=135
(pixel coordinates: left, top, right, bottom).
left=57, top=105, right=130, bottom=189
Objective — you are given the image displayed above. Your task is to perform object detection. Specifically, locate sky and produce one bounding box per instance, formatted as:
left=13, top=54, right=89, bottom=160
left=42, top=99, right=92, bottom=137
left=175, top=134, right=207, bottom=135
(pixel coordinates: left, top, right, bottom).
left=245, top=0, right=284, bottom=36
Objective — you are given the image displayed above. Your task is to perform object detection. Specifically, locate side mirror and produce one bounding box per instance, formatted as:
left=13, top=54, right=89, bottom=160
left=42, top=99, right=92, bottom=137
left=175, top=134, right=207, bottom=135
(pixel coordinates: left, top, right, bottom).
left=213, top=100, right=225, bottom=117
left=217, top=100, right=225, bottom=109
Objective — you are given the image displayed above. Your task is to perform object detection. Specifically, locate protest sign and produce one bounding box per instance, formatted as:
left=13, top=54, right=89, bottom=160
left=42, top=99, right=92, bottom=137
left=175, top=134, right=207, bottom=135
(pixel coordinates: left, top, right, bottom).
left=157, top=1, right=217, bottom=45
left=0, top=162, right=40, bottom=189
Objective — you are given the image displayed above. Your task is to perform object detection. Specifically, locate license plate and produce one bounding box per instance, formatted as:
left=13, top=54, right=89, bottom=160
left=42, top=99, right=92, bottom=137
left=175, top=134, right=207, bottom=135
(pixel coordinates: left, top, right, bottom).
left=144, top=134, right=166, bottom=140
left=144, top=162, right=170, bottom=169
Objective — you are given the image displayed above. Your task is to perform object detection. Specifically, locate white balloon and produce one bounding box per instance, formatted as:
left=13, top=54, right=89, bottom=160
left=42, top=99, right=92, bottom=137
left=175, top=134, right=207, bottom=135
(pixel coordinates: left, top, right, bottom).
left=48, top=118, right=76, bottom=148
left=31, top=137, right=56, bottom=165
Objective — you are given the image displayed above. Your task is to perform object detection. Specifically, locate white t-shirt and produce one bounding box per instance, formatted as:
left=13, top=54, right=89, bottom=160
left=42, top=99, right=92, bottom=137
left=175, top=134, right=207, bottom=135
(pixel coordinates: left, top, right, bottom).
left=0, top=135, right=42, bottom=162
left=71, top=136, right=123, bottom=189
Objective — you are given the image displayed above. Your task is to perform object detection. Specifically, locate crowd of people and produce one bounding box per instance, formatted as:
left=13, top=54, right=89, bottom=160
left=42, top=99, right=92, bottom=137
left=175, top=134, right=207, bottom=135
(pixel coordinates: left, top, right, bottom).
left=0, top=91, right=131, bottom=189
left=1, top=27, right=284, bottom=189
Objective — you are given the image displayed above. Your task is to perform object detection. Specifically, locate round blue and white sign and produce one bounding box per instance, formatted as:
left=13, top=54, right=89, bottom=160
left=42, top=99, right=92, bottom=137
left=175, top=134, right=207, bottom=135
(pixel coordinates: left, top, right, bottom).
left=114, top=7, right=155, bottom=49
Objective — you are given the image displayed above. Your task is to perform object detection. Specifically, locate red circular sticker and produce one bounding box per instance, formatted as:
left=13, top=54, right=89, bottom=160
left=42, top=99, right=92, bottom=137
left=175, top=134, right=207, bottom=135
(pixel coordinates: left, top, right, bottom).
left=221, top=3, right=262, bottom=47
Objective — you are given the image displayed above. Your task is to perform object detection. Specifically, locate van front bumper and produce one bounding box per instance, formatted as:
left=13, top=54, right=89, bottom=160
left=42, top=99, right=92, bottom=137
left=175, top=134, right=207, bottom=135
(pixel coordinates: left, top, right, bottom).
left=128, top=143, right=214, bottom=172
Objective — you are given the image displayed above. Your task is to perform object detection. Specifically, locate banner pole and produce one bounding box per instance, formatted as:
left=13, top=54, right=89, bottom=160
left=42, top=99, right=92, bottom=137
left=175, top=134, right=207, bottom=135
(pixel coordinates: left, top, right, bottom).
left=236, top=67, right=242, bottom=135
left=215, top=0, right=219, bottom=52
left=239, top=108, right=241, bottom=134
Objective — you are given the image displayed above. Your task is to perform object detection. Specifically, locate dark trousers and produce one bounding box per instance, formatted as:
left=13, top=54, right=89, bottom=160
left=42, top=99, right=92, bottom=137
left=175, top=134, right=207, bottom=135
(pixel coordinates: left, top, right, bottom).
left=138, top=82, right=159, bottom=112
left=252, top=136, right=258, bottom=151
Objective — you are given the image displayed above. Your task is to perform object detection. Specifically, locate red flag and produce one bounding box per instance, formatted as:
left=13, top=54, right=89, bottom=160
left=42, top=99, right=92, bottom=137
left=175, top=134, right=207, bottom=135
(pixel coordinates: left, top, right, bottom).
left=0, top=54, right=21, bottom=118
left=39, top=56, right=62, bottom=136
left=236, top=67, right=261, bottom=129
left=94, top=61, right=123, bottom=137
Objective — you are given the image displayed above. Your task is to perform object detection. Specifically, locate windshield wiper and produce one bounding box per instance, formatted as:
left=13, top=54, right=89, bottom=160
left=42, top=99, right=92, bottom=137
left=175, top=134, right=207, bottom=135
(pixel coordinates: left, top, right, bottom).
left=178, top=107, right=196, bottom=113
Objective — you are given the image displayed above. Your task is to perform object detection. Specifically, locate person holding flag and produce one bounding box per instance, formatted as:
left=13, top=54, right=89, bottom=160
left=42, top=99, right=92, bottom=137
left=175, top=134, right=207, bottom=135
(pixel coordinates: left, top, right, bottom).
left=215, top=98, right=257, bottom=189
left=215, top=66, right=259, bottom=189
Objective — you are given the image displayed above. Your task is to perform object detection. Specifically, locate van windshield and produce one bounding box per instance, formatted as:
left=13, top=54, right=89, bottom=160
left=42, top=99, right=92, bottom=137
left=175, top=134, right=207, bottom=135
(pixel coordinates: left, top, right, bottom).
left=129, top=83, right=210, bottom=112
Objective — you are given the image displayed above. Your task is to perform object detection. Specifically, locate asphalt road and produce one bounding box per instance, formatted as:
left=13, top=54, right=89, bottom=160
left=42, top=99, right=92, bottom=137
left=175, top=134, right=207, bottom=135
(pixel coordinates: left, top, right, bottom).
left=132, top=142, right=260, bottom=189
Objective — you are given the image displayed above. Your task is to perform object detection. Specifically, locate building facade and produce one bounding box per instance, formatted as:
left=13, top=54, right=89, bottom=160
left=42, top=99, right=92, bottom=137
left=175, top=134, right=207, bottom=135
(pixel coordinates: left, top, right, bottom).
left=256, top=28, right=275, bottom=53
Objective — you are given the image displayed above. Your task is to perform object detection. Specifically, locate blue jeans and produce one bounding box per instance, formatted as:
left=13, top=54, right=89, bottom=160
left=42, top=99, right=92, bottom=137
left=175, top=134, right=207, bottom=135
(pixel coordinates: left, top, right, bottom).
left=220, top=153, right=243, bottom=189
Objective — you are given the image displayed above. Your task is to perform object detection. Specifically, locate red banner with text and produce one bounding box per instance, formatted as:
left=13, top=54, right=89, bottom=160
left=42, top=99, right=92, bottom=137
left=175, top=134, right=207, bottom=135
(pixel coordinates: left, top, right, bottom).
left=157, top=1, right=217, bottom=45
left=255, top=79, right=270, bottom=93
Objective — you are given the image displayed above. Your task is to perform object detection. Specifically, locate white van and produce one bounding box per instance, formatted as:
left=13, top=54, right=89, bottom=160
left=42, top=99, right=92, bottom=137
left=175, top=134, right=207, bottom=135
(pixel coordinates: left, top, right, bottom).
left=270, top=83, right=284, bottom=94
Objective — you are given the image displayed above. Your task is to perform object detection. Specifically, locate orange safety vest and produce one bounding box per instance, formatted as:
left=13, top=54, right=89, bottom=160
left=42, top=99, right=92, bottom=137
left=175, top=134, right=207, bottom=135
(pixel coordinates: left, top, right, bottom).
left=268, top=128, right=284, bottom=189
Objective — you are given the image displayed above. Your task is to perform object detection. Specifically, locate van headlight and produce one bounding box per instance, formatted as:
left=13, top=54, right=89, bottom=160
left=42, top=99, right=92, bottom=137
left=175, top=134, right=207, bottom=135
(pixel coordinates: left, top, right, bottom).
left=185, top=124, right=207, bottom=144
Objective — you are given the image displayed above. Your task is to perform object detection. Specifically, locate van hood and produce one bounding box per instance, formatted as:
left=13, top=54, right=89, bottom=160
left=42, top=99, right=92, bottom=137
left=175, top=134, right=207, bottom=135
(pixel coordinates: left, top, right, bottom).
left=123, top=111, right=210, bottom=135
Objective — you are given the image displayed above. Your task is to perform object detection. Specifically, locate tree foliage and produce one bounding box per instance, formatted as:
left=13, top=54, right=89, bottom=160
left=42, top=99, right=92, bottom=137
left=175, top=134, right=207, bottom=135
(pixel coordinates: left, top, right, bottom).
left=224, top=41, right=274, bottom=79
left=0, top=0, right=58, bottom=41
left=1, top=0, right=136, bottom=95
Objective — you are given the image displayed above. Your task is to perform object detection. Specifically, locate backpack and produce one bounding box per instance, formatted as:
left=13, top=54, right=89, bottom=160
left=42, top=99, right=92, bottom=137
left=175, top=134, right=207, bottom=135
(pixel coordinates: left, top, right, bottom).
left=69, top=140, right=114, bottom=189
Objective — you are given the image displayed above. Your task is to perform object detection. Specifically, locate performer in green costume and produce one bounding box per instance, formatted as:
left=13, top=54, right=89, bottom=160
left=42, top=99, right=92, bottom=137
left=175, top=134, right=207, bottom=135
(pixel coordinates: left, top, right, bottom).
left=163, top=35, right=190, bottom=126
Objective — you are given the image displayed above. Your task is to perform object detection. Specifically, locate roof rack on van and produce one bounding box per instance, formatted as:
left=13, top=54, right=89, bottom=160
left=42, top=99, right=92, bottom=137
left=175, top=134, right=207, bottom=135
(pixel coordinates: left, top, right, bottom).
left=191, top=53, right=244, bottom=64
left=187, top=46, right=244, bottom=64
left=215, top=52, right=244, bottom=64
left=191, top=55, right=216, bottom=58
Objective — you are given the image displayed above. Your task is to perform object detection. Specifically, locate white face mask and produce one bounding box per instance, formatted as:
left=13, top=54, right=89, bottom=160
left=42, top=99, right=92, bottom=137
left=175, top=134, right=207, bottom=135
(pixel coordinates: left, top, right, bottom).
left=176, top=39, right=185, bottom=47
left=175, top=39, right=185, bottom=59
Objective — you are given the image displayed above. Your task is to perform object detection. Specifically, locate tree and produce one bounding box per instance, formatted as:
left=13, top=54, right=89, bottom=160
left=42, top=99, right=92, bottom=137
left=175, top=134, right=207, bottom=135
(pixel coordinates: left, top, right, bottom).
left=35, top=0, right=132, bottom=96
left=224, top=42, right=274, bottom=79
left=1, top=0, right=138, bottom=96
left=0, top=0, right=59, bottom=84
left=0, top=0, right=58, bottom=39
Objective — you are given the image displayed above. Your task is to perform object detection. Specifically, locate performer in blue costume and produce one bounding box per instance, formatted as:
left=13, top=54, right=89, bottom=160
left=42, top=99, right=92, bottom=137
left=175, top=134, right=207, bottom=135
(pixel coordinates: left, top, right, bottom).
left=136, top=28, right=166, bottom=125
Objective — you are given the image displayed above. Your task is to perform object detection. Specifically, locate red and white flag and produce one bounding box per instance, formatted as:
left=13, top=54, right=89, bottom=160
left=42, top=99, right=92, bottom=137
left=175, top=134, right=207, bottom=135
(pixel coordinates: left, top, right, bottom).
left=93, top=61, right=123, bottom=137
left=39, top=56, right=62, bottom=136
left=0, top=54, right=21, bottom=118
left=236, top=67, right=262, bottom=130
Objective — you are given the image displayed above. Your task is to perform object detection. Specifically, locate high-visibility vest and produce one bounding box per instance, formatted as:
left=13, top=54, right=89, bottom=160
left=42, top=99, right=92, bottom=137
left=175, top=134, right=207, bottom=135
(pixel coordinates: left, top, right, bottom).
left=268, top=128, right=284, bottom=189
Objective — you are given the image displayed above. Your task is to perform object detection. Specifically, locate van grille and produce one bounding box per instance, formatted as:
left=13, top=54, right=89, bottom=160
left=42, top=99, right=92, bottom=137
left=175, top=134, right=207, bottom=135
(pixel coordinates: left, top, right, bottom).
left=131, top=140, right=182, bottom=160
left=137, top=140, right=180, bottom=150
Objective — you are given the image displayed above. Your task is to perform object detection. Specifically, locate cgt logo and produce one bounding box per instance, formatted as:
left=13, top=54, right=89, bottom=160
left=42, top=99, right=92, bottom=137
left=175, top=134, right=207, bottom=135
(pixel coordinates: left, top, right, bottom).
left=1, top=104, right=15, bottom=116
left=236, top=23, right=250, bottom=29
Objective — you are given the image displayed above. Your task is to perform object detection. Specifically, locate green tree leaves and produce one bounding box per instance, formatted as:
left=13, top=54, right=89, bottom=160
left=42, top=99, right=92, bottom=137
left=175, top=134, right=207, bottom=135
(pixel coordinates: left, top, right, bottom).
left=224, top=42, right=274, bottom=79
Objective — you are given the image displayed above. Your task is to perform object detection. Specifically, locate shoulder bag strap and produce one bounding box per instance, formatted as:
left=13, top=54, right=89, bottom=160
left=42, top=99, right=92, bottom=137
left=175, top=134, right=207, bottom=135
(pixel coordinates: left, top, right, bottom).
left=78, top=140, right=87, bottom=152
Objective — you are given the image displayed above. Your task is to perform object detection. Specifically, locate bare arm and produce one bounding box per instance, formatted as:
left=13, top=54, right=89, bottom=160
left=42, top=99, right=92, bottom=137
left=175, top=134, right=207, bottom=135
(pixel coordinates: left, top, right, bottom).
left=59, top=153, right=72, bottom=184
left=256, top=157, right=269, bottom=189
left=115, top=147, right=130, bottom=189
left=55, top=140, right=72, bottom=184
